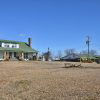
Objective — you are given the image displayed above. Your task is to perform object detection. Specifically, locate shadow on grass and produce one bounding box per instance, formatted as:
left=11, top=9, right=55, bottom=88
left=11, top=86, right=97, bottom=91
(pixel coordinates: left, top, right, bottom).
left=41, top=67, right=62, bottom=69
left=62, top=66, right=100, bottom=69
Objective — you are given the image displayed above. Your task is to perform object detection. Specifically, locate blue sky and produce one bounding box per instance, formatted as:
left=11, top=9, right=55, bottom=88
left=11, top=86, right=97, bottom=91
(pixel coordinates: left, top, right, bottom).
left=0, top=0, right=100, bottom=53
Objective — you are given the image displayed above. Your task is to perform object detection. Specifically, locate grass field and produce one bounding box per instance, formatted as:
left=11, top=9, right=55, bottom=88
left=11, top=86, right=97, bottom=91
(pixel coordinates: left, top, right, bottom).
left=0, top=61, right=100, bottom=100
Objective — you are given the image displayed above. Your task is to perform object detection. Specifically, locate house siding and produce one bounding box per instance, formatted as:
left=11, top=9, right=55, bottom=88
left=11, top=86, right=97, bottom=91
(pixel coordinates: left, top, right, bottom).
left=0, top=51, right=3, bottom=59
left=27, top=53, right=37, bottom=60
left=28, top=53, right=34, bottom=60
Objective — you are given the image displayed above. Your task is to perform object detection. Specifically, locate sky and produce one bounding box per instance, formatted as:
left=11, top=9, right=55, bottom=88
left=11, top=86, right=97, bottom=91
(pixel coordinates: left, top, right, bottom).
left=0, top=0, right=100, bottom=54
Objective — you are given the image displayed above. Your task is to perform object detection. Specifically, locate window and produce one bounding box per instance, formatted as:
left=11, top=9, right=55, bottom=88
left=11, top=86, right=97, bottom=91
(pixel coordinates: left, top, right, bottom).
left=4, top=45, right=9, bottom=48
left=24, top=53, right=28, bottom=59
left=0, top=43, right=1, bottom=47
left=12, top=44, right=19, bottom=48
left=12, top=45, right=17, bottom=48
left=9, top=52, right=12, bottom=57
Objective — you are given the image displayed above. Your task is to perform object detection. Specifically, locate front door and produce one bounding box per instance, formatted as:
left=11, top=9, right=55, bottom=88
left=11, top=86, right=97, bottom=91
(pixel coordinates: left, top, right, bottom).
left=24, top=53, right=28, bottom=59
left=9, top=52, right=12, bottom=59
left=14, top=52, right=17, bottom=57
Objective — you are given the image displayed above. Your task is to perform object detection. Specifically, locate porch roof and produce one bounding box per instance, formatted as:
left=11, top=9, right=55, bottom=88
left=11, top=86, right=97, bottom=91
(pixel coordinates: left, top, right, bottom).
left=0, top=47, right=23, bottom=52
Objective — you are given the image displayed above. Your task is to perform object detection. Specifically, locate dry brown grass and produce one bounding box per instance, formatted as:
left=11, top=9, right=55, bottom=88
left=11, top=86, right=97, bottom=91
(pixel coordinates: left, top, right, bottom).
left=0, top=61, right=100, bottom=100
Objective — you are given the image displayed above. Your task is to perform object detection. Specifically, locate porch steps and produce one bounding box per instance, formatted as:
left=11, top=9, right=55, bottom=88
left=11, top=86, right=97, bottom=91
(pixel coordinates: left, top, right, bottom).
left=9, top=58, right=19, bottom=61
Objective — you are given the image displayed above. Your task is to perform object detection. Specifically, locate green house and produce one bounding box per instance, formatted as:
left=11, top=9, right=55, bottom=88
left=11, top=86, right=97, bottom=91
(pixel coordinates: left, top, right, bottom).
left=0, top=38, right=38, bottom=61
left=80, top=55, right=99, bottom=63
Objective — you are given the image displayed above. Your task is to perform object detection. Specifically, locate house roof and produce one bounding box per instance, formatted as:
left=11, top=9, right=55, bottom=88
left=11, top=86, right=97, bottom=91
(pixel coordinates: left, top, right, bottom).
left=0, top=39, right=38, bottom=53
left=61, top=53, right=80, bottom=60
left=61, top=53, right=99, bottom=60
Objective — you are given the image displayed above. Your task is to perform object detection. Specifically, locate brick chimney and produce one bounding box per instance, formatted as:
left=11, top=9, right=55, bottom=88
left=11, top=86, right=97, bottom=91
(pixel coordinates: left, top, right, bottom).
left=28, top=38, right=32, bottom=47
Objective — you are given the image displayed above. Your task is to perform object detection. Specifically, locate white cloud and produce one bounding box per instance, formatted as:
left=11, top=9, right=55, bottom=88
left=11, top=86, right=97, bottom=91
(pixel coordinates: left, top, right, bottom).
left=19, top=33, right=26, bottom=37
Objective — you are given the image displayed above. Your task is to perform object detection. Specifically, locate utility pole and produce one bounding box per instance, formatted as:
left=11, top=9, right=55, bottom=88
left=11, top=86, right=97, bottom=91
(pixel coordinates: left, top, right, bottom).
left=47, top=47, right=50, bottom=61
left=86, top=36, right=91, bottom=58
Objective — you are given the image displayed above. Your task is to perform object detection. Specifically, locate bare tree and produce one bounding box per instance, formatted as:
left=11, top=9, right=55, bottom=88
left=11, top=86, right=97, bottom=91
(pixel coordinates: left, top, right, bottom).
left=90, top=50, right=97, bottom=56
left=57, top=50, right=62, bottom=59
left=64, top=48, right=75, bottom=56
left=80, top=50, right=87, bottom=55
left=81, top=49, right=97, bottom=56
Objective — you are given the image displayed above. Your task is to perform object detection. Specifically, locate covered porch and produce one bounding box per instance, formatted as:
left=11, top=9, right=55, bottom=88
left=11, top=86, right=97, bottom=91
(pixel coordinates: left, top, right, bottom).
left=0, top=51, right=37, bottom=61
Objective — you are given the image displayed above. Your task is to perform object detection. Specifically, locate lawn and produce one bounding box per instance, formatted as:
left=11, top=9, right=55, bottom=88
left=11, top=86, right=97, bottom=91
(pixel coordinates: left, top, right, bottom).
left=0, top=61, right=100, bottom=100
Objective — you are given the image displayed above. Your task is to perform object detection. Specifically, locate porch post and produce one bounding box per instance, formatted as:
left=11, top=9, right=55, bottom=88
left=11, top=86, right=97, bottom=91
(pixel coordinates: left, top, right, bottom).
left=3, top=51, right=6, bottom=60
left=18, top=52, right=24, bottom=60
left=6, top=52, right=9, bottom=60
left=3, top=51, right=9, bottom=60
left=36, top=53, right=38, bottom=60
left=21, top=52, right=24, bottom=60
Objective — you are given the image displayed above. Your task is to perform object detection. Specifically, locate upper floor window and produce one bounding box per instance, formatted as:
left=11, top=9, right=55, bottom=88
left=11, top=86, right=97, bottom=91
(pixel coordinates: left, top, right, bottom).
left=12, top=45, right=17, bottom=48
left=5, top=45, right=9, bottom=48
